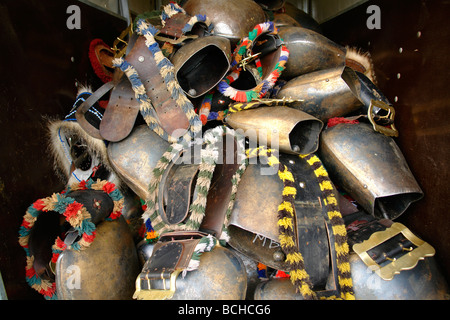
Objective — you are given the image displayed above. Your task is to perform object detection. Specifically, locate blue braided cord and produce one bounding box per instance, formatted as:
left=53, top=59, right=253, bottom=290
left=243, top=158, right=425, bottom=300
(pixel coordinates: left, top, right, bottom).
left=260, top=80, right=273, bottom=94
left=145, top=218, right=155, bottom=232
left=147, top=41, right=160, bottom=55
left=207, top=112, right=220, bottom=121
left=160, top=11, right=169, bottom=22
left=64, top=92, right=91, bottom=120
left=217, top=80, right=229, bottom=94
left=71, top=171, right=82, bottom=182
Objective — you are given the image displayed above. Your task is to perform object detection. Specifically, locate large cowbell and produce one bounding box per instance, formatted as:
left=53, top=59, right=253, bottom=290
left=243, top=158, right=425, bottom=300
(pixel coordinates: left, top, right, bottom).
left=182, top=0, right=266, bottom=46
left=319, top=122, right=423, bottom=220
left=135, top=232, right=248, bottom=300
left=107, top=125, right=170, bottom=200
left=224, top=104, right=323, bottom=155
left=276, top=66, right=363, bottom=122
left=227, top=153, right=332, bottom=289
left=55, top=217, right=140, bottom=300
left=171, top=35, right=231, bottom=98
left=277, top=26, right=346, bottom=81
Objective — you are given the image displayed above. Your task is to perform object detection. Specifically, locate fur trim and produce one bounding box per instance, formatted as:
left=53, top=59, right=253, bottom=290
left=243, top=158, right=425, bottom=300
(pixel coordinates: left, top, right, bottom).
left=76, top=83, right=93, bottom=96
left=345, top=46, right=377, bottom=84
left=45, top=117, right=118, bottom=187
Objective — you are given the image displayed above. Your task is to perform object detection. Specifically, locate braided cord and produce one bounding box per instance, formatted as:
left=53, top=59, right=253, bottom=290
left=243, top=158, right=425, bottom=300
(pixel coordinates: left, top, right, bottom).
left=246, top=147, right=316, bottom=299
left=113, top=19, right=202, bottom=144
left=143, top=126, right=246, bottom=239
left=300, top=154, right=355, bottom=300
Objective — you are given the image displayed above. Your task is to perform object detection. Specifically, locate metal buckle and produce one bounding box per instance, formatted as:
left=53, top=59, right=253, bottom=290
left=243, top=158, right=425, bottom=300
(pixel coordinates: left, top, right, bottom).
left=112, top=24, right=133, bottom=58
left=133, top=269, right=182, bottom=300
left=238, top=52, right=261, bottom=71
left=368, top=100, right=399, bottom=137
left=353, top=222, right=435, bottom=280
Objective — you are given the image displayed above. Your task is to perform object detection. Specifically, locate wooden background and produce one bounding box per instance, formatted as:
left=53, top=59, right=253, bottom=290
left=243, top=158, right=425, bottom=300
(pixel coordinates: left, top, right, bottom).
left=321, top=0, right=450, bottom=285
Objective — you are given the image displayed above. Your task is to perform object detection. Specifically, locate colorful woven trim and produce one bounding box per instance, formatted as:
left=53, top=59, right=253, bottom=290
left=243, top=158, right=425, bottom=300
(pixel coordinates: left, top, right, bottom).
left=217, top=22, right=289, bottom=103
left=88, top=38, right=113, bottom=83
left=232, top=21, right=275, bottom=70
left=113, top=19, right=202, bottom=144
left=199, top=90, right=214, bottom=125
left=300, top=154, right=355, bottom=300
left=18, top=179, right=123, bottom=300
left=198, top=89, right=230, bottom=124
left=227, top=101, right=266, bottom=113
left=143, top=126, right=247, bottom=242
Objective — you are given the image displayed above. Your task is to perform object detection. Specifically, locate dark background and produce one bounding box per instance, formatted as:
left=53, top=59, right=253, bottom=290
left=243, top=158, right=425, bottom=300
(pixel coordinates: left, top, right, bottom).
left=0, top=0, right=448, bottom=299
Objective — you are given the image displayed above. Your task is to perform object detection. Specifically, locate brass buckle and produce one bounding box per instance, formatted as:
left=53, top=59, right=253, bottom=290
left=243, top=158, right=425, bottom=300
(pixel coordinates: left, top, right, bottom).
left=112, top=24, right=133, bottom=58
left=133, top=269, right=182, bottom=300
left=368, top=100, right=399, bottom=137
left=353, top=223, right=435, bottom=280
left=238, top=52, right=261, bottom=71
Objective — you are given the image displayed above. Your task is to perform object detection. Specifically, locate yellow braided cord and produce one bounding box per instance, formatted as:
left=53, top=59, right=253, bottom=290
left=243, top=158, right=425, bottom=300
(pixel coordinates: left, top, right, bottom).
left=277, top=162, right=317, bottom=300
left=300, top=154, right=355, bottom=300
left=246, top=147, right=317, bottom=299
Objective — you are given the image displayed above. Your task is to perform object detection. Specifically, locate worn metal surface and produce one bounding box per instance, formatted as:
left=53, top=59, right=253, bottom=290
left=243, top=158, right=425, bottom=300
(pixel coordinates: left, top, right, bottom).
left=56, top=217, right=139, bottom=300
left=319, top=122, right=423, bottom=220
left=107, top=125, right=170, bottom=200
left=170, top=246, right=247, bottom=300
left=277, top=66, right=362, bottom=121
left=277, top=25, right=346, bottom=80
left=225, top=105, right=323, bottom=155
left=182, top=0, right=266, bottom=45
left=321, top=1, right=450, bottom=283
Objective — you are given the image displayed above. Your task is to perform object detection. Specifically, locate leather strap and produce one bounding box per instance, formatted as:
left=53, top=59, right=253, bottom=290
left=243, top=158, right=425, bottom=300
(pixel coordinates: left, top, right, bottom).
left=99, top=74, right=141, bottom=142
left=199, top=135, right=241, bottom=238
left=75, top=81, right=114, bottom=140
left=280, top=154, right=330, bottom=288
left=138, top=231, right=207, bottom=289
left=161, top=163, right=200, bottom=225
left=159, top=12, right=192, bottom=39
left=125, top=35, right=190, bottom=136
left=158, top=146, right=201, bottom=226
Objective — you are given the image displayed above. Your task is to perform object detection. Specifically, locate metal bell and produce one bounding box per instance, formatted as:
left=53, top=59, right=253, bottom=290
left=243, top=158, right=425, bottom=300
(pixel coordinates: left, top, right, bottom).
left=171, top=35, right=231, bottom=98
left=319, top=121, right=423, bottom=220
left=183, top=0, right=266, bottom=45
